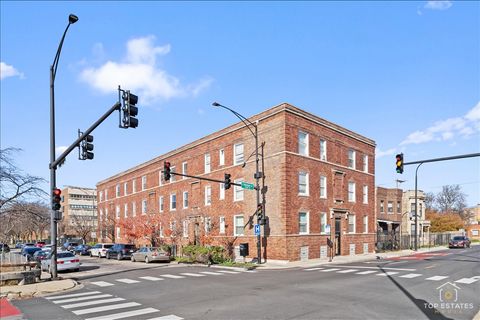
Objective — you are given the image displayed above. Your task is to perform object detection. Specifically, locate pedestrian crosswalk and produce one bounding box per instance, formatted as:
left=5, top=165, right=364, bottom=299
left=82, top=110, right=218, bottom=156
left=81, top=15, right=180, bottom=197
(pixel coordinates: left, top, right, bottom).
left=88, top=268, right=253, bottom=288
left=45, top=290, right=183, bottom=320
left=303, top=267, right=479, bottom=285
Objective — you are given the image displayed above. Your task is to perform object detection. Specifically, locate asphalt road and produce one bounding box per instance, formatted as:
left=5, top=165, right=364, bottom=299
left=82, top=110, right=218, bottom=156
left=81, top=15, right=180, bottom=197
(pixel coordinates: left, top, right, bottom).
left=13, top=246, right=480, bottom=320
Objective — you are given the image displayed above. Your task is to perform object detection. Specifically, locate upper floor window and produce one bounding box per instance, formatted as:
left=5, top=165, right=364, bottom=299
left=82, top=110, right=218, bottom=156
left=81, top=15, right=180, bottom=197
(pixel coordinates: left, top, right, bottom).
left=348, top=149, right=356, bottom=169
left=219, top=216, right=226, bottom=234
left=170, top=193, right=177, bottom=211
left=320, top=212, right=327, bottom=234
left=380, top=200, right=385, bottom=213
left=116, top=184, right=120, bottom=197
left=298, top=131, right=309, bottom=156
left=219, top=183, right=225, bottom=200
left=124, top=182, right=128, bottom=195
left=105, top=189, right=108, bottom=200
left=397, top=201, right=401, bottom=213
left=348, top=181, right=356, bottom=202
left=320, top=175, right=327, bottom=199
left=183, top=220, right=188, bottom=238
left=363, top=216, right=368, bottom=233
left=387, top=201, right=393, bottom=213
left=132, top=202, right=136, bottom=217
left=170, top=166, right=176, bottom=182
left=219, top=149, right=225, bottom=166
left=234, top=179, right=244, bottom=201
left=124, top=204, right=128, bottom=218
left=363, top=185, right=368, bottom=204
left=99, top=191, right=103, bottom=202
left=142, top=199, right=147, bottom=215
left=142, top=175, right=147, bottom=190
left=348, top=214, right=356, bottom=233
left=234, top=215, right=244, bottom=236
left=159, top=196, right=164, bottom=213
left=116, top=205, right=120, bottom=219
left=299, top=212, right=309, bottom=235
left=205, top=154, right=211, bottom=174
left=299, top=172, right=309, bottom=196
left=205, top=186, right=212, bottom=206
left=182, top=162, right=188, bottom=180
left=320, top=139, right=327, bottom=161
left=363, top=155, right=369, bottom=173
left=183, top=191, right=189, bottom=209
left=132, top=180, right=137, bottom=193
left=204, top=217, right=212, bottom=234
left=234, top=143, right=244, bottom=165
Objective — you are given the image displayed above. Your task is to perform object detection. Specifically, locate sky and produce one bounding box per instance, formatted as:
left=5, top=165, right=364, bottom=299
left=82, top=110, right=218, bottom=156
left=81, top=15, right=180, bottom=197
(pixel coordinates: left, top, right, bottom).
left=1, top=1, right=479, bottom=207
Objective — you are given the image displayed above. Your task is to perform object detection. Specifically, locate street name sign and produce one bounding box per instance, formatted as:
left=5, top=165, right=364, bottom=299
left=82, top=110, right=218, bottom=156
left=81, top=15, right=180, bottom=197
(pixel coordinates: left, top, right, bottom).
left=241, top=182, right=255, bottom=190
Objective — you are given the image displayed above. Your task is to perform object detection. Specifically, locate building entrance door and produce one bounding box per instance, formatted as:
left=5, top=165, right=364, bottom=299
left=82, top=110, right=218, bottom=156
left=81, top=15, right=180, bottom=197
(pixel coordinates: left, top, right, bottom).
left=335, top=217, right=341, bottom=255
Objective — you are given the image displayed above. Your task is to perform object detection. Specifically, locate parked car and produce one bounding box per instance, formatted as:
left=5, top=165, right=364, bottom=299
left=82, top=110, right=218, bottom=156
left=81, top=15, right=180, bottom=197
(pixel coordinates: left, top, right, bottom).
left=131, top=246, right=171, bottom=263
left=35, top=241, right=46, bottom=248
left=74, top=244, right=91, bottom=256
left=15, top=242, right=24, bottom=249
left=63, top=242, right=79, bottom=252
left=106, top=244, right=137, bottom=260
left=449, top=236, right=471, bottom=248
left=33, top=250, right=49, bottom=264
left=42, top=245, right=53, bottom=252
left=0, top=243, right=10, bottom=253
left=23, top=243, right=35, bottom=248
left=90, top=243, right=114, bottom=258
left=21, top=246, right=42, bottom=261
left=41, top=251, right=80, bottom=273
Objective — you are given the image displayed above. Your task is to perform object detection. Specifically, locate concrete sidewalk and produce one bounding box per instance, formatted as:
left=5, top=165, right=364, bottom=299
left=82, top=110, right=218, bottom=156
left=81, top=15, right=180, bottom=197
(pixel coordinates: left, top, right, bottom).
left=0, top=279, right=79, bottom=300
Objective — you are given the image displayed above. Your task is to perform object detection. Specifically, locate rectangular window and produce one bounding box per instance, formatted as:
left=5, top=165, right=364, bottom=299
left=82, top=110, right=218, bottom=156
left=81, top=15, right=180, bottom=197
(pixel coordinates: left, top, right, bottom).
left=219, top=183, right=225, bottom=200
left=142, top=199, right=147, bottom=215
left=299, top=172, right=309, bottom=196
left=348, top=214, right=356, bottom=233
left=320, top=139, right=327, bottom=161
left=387, top=201, right=393, bottom=213
left=299, top=212, right=309, bottom=234
left=348, top=149, right=356, bottom=169
left=105, top=189, right=108, bottom=200
left=116, top=205, right=120, bottom=219
left=320, top=175, right=327, bottom=198
left=363, top=155, right=369, bottom=173
left=116, top=184, right=120, bottom=197
left=116, top=227, right=121, bottom=239
left=132, top=180, right=136, bottom=193
left=183, top=220, right=188, bottom=238
left=363, top=216, right=368, bottom=233
left=363, top=185, right=368, bottom=204
left=124, top=182, right=128, bottom=195
left=234, top=143, right=244, bottom=165
left=99, top=191, right=103, bottom=202
left=182, top=162, right=188, bottom=180
left=183, top=191, right=188, bottom=208
left=159, top=171, right=163, bottom=186
left=219, top=149, right=225, bottom=166
left=234, top=179, right=244, bottom=201
left=204, top=217, right=212, bottom=234
left=159, top=225, right=164, bottom=238
left=142, top=175, right=147, bottom=190
left=124, top=204, right=128, bottom=218
left=159, top=196, right=164, bottom=212
left=132, top=202, right=136, bottom=217
left=205, top=186, right=212, bottom=206
left=320, top=212, right=327, bottom=234
left=298, top=131, right=309, bottom=156
left=205, top=153, right=211, bottom=173
left=219, top=216, right=225, bottom=234
left=170, top=166, right=176, bottom=182
left=170, top=193, right=176, bottom=211
left=380, top=200, right=385, bottom=213
left=348, top=182, right=356, bottom=202
left=234, top=215, right=244, bottom=236
left=397, top=201, right=401, bottom=213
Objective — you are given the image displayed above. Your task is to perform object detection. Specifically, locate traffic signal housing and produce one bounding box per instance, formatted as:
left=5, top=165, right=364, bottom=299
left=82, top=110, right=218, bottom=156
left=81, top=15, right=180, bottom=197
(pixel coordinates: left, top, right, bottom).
left=122, top=91, right=139, bottom=128
left=396, top=153, right=404, bottom=174
left=52, top=188, right=62, bottom=211
left=224, top=173, right=231, bottom=190
left=164, top=161, right=171, bottom=181
left=81, top=134, right=94, bottom=160
left=257, top=204, right=266, bottom=225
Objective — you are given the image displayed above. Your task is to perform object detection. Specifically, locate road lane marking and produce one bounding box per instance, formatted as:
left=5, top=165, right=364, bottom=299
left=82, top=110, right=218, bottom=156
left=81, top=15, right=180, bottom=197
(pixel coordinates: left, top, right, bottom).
left=377, top=272, right=399, bottom=276
left=180, top=273, right=206, bottom=277
left=140, top=276, right=164, bottom=281
left=45, top=291, right=101, bottom=300
left=320, top=268, right=341, bottom=272
left=160, top=274, right=185, bottom=279
left=455, top=277, right=480, bottom=284
left=355, top=270, right=378, bottom=275
left=116, top=278, right=140, bottom=284
left=399, top=273, right=423, bottom=279
left=199, top=271, right=224, bottom=275
left=425, top=276, right=449, bottom=281
left=334, top=265, right=416, bottom=271
left=73, top=302, right=140, bottom=315
left=304, top=267, right=325, bottom=271
left=51, top=294, right=112, bottom=304
left=146, top=315, right=184, bottom=320
left=216, top=270, right=241, bottom=274
left=63, top=298, right=126, bottom=309
left=85, top=307, right=159, bottom=320
left=90, top=281, right=115, bottom=287
left=337, top=269, right=359, bottom=273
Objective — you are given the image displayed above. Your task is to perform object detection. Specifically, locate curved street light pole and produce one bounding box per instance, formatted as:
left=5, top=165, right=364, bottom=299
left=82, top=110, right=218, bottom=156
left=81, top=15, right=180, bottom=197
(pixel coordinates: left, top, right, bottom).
left=49, top=14, right=78, bottom=279
left=212, top=102, right=262, bottom=264
left=414, top=162, right=423, bottom=251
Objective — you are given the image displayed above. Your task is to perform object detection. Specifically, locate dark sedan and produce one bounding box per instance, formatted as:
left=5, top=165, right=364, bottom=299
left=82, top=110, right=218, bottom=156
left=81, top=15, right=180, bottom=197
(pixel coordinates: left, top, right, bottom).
left=74, top=244, right=91, bottom=256
left=449, top=236, right=471, bottom=248
left=21, top=247, right=42, bottom=261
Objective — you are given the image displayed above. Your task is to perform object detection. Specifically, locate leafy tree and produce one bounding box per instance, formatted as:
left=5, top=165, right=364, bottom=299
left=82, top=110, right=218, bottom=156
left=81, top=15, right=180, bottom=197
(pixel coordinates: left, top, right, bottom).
left=426, top=211, right=464, bottom=232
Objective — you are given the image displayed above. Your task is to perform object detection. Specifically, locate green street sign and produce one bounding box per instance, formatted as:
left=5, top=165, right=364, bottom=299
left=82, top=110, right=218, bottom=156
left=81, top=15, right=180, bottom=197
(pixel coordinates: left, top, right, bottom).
left=241, top=182, right=255, bottom=190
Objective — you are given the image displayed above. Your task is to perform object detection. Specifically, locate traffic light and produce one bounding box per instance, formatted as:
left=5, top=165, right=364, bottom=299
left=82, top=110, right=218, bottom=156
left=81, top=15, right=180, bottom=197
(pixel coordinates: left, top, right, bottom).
left=122, top=91, right=139, bottom=128
left=257, top=204, right=266, bottom=225
left=52, top=188, right=62, bottom=211
left=164, top=161, right=171, bottom=181
left=396, top=153, right=404, bottom=174
left=224, top=173, right=231, bottom=190
left=81, top=134, right=94, bottom=160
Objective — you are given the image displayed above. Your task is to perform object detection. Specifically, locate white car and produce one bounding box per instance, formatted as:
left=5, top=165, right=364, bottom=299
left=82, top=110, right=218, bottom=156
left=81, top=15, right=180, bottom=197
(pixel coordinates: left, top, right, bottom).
left=41, top=251, right=80, bottom=273
left=90, top=243, right=114, bottom=258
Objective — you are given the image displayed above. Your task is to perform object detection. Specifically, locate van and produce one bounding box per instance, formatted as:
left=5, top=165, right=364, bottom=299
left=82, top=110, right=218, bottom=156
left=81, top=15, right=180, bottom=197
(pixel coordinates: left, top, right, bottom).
left=90, top=243, right=114, bottom=258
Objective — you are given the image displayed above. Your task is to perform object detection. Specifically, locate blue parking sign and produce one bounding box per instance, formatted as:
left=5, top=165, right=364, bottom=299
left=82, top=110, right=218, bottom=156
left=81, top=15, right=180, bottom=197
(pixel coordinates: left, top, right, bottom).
left=254, top=224, right=260, bottom=236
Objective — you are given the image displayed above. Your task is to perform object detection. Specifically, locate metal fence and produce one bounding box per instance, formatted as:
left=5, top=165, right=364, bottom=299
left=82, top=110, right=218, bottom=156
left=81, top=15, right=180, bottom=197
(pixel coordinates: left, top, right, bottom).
left=375, top=232, right=459, bottom=252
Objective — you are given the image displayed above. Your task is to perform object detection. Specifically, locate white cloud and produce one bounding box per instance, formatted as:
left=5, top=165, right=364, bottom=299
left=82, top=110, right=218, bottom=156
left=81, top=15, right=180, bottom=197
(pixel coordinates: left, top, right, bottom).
left=80, top=35, right=212, bottom=105
left=0, top=62, right=24, bottom=80
left=424, top=1, right=453, bottom=10
left=55, top=146, right=68, bottom=157
left=400, top=102, right=480, bottom=145
left=376, top=147, right=397, bottom=159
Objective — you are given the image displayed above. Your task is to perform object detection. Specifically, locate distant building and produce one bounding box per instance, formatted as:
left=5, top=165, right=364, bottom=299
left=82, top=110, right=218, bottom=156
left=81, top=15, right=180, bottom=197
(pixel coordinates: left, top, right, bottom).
left=96, top=103, right=376, bottom=262
left=401, top=190, right=430, bottom=240
left=60, top=186, right=97, bottom=242
left=376, top=187, right=403, bottom=235
left=465, top=204, right=480, bottom=240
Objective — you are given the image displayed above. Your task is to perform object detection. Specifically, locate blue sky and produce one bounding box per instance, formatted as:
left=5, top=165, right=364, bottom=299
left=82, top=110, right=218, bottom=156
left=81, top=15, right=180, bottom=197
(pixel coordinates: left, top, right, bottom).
left=1, top=1, right=479, bottom=206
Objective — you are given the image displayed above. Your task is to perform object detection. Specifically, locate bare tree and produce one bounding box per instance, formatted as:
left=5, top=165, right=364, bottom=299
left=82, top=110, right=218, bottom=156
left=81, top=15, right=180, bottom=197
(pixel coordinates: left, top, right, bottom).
left=1, top=148, right=47, bottom=213
left=424, top=192, right=436, bottom=212
left=70, top=214, right=96, bottom=244
left=436, top=185, right=467, bottom=214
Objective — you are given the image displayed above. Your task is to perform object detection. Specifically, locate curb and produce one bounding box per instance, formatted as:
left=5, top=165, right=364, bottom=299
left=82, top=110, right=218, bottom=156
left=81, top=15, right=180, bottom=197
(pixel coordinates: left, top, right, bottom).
left=0, top=279, right=79, bottom=300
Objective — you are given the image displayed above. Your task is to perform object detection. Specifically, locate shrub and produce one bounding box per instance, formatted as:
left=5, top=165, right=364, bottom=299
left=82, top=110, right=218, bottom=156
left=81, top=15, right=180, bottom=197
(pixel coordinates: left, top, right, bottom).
left=182, top=245, right=226, bottom=264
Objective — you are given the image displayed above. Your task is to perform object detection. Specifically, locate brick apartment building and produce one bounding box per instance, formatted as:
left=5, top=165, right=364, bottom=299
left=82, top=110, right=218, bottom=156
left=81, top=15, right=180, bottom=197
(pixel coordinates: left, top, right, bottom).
left=96, top=103, right=376, bottom=262
left=376, top=187, right=404, bottom=235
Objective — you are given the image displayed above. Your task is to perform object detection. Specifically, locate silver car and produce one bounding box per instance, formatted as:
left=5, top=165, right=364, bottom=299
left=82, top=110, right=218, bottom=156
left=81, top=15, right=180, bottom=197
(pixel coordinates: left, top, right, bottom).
left=41, top=251, right=80, bottom=273
left=131, top=247, right=171, bottom=263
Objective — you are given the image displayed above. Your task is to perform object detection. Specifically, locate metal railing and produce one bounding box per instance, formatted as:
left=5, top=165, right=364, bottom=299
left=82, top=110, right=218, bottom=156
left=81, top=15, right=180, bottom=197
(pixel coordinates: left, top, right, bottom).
left=375, top=232, right=460, bottom=252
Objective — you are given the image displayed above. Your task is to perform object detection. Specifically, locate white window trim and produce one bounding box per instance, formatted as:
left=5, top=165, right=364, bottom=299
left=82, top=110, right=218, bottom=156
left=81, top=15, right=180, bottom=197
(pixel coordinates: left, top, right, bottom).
left=320, top=175, right=327, bottom=199
left=233, top=215, right=244, bottom=236
left=132, top=180, right=136, bottom=193
left=234, top=179, right=244, bottom=202
left=205, top=186, right=211, bottom=206
left=298, top=172, right=309, bottom=196
left=183, top=220, right=188, bottom=238
left=348, top=214, right=356, bottom=234
left=124, top=182, right=128, bottom=195
left=170, top=166, right=176, bottom=182
left=363, top=216, right=368, bottom=234
left=116, top=184, right=120, bottom=198
left=182, top=162, right=188, bottom=180
left=116, top=205, right=120, bottom=219
left=116, top=227, right=121, bottom=239
left=132, top=202, right=136, bottom=217
left=363, top=185, right=368, bottom=204
left=299, top=212, right=310, bottom=235
left=159, top=196, right=164, bottom=213
left=142, top=199, right=147, bottom=215
left=320, top=212, right=327, bottom=234
left=348, top=149, right=356, bottom=169
left=298, top=131, right=309, bottom=156
left=234, top=143, right=244, bottom=166
left=183, top=191, right=189, bottom=209
left=205, top=153, right=211, bottom=174
left=219, top=183, right=225, bottom=200
left=219, top=216, right=226, bottom=234
left=348, top=181, right=356, bottom=203
left=219, top=149, right=225, bottom=166
left=170, top=193, right=177, bottom=211
left=124, top=204, right=128, bottom=218
left=363, top=155, right=368, bottom=173
left=142, top=175, right=147, bottom=191
left=320, top=139, right=327, bottom=161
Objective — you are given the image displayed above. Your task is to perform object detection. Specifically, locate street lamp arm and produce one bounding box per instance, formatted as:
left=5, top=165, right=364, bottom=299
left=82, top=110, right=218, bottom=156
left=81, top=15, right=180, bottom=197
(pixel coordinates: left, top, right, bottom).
left=51, top=23, right=72, bottom=81
left=212, top=102, right=257, bottom=138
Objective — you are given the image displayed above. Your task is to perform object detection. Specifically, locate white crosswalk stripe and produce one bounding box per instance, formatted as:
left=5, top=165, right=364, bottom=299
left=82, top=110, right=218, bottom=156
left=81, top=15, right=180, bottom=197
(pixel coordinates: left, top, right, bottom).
left=161, top=274, right=185, bottom=279
left=355, top=270, right=377, bottom=275
left=399, top=273, right=422, bottom=278
left=180, top=273, right=206, bottom=277
left=85, top=307, right=159, bottom=320
left=377, top=272, right=399, bottom=277
left=72, top=302, right=140, bottom=315
left=45, top=291, right=101, bottom=300
left=321, top=268, right=341, bottom=272
left=51, top=294, right=112, bottom=304
left=304, top=267, right=325, bottom=271
left=199, top=271, right=224, bottom=275
left=455, top=277, right=479, bottom=284
left=90, top=281, right=115, bottom=287
left=116, top=278, right=140, bottom=284
left=140, top=276, right=164, bottom=281
left=146, top=315, right=184, bottom=320
left=425, top=276, right=449, bottom=281
left=216, top=270, right=241, bottom=274
left=63, top=298, right=125, bottom=309
left=337, top=269, right=358, bottom=273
